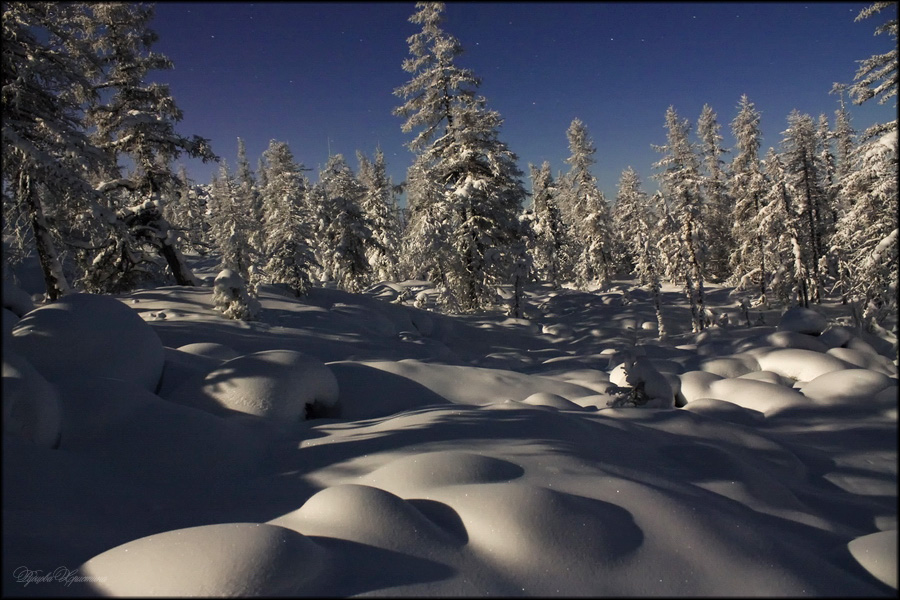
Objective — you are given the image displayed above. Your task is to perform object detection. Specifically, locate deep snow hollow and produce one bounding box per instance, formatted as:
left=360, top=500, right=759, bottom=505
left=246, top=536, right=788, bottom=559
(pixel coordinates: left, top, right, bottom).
left=2, top=265, right=898, bottom=596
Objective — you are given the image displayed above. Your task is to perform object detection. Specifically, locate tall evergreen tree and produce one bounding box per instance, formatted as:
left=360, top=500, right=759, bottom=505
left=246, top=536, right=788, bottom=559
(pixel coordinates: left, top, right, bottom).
left=831, top=1, right=898, bottom=328
left=728, top=95, right=770, bottom=304
left=357, top=148, right=401, bottom=282
left=236, top=137, right=265, bottom=262
left=2, top=2, right=104, bottom=299
left=613, top=167, right=648, bottom=277
left=759, top=148, right=809, bottom=307
left=832, top=127, right=898, bottom=328
left=315, top=154, right=374, bottom=292
left=85, top=3, right=216, bottom=289
left=653, top=106, right=707, bottom=331
left=614, top=167, right=665, bottom=337
left=258, top=139, right=317, bottom=296
left=393, top=2, right=525, bottom=311
left=780, top=110, right=828, bottom=303
left=165, top=165, right=207, bottom=255
left=562, top=118, right=613, bottom=290
left=207, top=162, right=256, bottom=289
left=614, top=177, right=667, bottom=340
left=528, top=161, right=568, bottom=288
left=697, top=104, right=731, bottom=281
left=831, top=87, right=857, bottom=189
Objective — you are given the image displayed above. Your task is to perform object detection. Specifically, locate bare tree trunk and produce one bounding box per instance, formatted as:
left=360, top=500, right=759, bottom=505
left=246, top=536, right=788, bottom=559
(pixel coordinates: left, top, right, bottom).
left=21, top=172, right=70, bottom=301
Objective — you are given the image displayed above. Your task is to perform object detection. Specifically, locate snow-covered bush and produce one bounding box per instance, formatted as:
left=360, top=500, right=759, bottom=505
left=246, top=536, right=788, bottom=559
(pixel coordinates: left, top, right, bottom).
left=213, top=268, right=260, bottom=321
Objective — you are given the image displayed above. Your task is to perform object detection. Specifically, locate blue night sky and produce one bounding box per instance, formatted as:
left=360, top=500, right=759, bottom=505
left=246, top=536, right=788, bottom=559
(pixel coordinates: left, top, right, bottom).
left=148, top=2, right=897, bottom=203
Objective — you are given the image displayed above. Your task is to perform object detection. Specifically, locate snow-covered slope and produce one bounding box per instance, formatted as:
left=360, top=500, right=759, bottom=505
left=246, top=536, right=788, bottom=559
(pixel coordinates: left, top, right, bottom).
left=2, top=276, right=897, bottom=596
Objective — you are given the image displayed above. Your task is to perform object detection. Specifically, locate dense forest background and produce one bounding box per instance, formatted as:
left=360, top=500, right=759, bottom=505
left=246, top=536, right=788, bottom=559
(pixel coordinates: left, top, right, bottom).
left=3, top=2, right=897, bottom=334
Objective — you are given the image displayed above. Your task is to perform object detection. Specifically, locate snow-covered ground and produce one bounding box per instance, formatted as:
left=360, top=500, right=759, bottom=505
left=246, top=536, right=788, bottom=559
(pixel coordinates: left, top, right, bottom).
left=3, top=261, right=897, bottom=596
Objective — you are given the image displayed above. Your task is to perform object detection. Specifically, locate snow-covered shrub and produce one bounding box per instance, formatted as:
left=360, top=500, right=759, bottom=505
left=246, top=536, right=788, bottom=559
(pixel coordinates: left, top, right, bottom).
left=608, top=356, right=675, bottom=408
left=213, top=268, right=260, bottom=321
left=8, top=293, right=165, bottom=392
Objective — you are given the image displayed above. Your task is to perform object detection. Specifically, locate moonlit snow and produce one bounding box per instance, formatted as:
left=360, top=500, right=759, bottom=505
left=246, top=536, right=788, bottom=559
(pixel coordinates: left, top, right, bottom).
left=2, top=267, right=897, bottom=596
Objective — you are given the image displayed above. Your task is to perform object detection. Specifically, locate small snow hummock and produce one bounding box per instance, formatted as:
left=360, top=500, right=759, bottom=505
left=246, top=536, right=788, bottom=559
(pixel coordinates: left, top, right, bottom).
left=80, top=523, right=331, bottom=596
left=172, top=350, right=340, bottom=423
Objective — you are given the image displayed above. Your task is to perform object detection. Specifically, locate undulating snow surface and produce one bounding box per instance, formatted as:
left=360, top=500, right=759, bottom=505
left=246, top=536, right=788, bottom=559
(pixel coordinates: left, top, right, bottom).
left=2, top=268, right=897, bottom=596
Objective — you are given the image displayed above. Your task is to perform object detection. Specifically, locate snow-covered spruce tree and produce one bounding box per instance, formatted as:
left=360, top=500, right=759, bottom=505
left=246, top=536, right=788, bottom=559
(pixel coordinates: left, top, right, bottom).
left=393, top=1, right=525, bottom=312
left=84, top=3, right=217, bottom=290
left=697, top=104, right=732, bottom=282
left=759, top=148, right=810, bottom=308
left=653, top=106, right=708, bottom=332
left=258, top=139, right=317, bottom=297
left=236, top=137, right=266, bottom=263
left=832, top=88, right=858, bottom=185
left=832, top=128, right=898, bottom=329
left=357, top=148, right=401, bottom=282
left=655, top=189, right=700, bottom=332
left=780, top=110, right=829, bottom=304
left=528, top=161, right=568, bottom=288
left=830, top=1, right=898, bottom=329
left=2, top=2, right=106, bottom=299
left=314, top=154, right=375, bottom=293
left=165, top=165, right=208, bottom=255
left=207, top=161, right=257, bottom=294
left=614, top=168, right=667, bottom=339
left=728, top=95, right=771, bottom=304
left=561, top=118, right=613, bottom=290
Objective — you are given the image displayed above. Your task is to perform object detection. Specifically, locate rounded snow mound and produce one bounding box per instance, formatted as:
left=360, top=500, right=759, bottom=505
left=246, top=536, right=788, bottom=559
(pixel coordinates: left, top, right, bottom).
left=2, top=279, right=35, bottom=317
left=176, top=342, right=241, bottom=362
left=2, top=307, right=19, bottom=339
left=777, top=306, right=828, bottom=335
left=362, top=450, right=524, bottom=496
left=764, top=331, right=829, bottom=352
left=272, top=484, right=460, bottom=552
left=681, top=397, right=766, bottom=426
left=750, top=347, right=852, bottom=383
left=677, top=370, right=724, bottom=404
left=542, top=322, right=575, bottom=338
left=443, top=483, right=642, bottom=568
left=80, top=523, right=330, bottom=596
left=707, top=377, right=809, bottom=414
left=2, top=351, right=61, bottom=447
left=9, top=293, right=164, bottom=392
left=799, top=368, right=896, bottom=405
left=699, top=355, right=760, bottom=378
left=847, top=530, right=898, bottom=590
left=826, top=347, right=897, bottom=376
left=194, top=349, right=339, bottom=422
left=521, top=391, right=585, bottom=410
